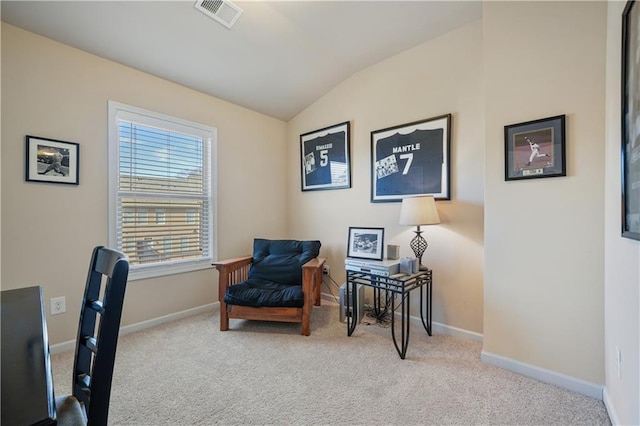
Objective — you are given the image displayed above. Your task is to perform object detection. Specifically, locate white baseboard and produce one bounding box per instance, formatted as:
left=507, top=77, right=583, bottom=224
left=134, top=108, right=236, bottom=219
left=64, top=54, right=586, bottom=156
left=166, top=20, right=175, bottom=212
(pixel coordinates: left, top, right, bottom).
left=321, top=291, right=340, bottom=305
left=50, top=296, right=607, bottom=406
left=406, top=310, right=483, bottom=342
left=50, top=303, right=216, bottom=355
left=481, top=350, right=604, bottom=401
left=321, top=291, right=484, bottom=343
left=602, top=387, right=620, bottom=425
left=325, top=288, right=603, bottom=402
left=430, top=320, right=484, bottom=342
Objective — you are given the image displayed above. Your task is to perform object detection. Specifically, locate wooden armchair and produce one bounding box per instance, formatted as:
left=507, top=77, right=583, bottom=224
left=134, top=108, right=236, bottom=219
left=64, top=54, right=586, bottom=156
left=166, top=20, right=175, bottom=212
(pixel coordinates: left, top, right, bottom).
left=212, top=239, right=326, bottom=336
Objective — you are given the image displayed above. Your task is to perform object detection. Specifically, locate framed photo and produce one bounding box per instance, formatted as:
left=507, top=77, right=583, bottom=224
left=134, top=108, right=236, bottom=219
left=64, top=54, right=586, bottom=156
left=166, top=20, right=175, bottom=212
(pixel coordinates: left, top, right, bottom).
left=622, top=0, right=640, bottom=241
left=371, top=114, right=451, bottom=202
left=25, top=135, right=79, bottom=185
left=300, top=121, right=351, bottom=191
left=504, top=115, right=566, bottom=181
left=347, top=227, right=385, bottom=261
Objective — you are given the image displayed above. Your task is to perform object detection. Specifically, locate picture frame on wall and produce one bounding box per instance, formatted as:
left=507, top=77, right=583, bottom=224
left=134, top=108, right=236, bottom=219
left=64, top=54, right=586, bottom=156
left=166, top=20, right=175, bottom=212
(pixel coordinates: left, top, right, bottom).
left=504, top=115, right=566, bottom=181
left=25, top=135, right=79, bottom=185
left=347, top=227, right=385, bottom=261
left=621, top=0, right=640, bottom=241
left=371, top=114, right=451, bottom=202
left=300, top=121, right=351, bottom=191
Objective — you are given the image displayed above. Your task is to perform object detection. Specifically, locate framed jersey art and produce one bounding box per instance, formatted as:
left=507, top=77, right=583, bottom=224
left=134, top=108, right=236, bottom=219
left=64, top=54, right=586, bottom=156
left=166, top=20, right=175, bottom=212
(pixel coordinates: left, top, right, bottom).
left=300, top=121, right=351, bottom=191
left=622, top=0, right=640, bottom=240
left=371, top=114, right=451, bottom=202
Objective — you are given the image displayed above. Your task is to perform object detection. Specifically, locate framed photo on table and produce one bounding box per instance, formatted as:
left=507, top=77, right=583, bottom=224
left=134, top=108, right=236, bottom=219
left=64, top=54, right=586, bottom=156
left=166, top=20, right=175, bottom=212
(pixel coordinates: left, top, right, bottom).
left=347, top=227, right=384, bottom=261
left=504, top=115, right=566, bottom=181
left=371, top=114, right=451, bottom=202
left=300, top=121, right=351, bottom=191
left=25, top=135, right=79, bottom=185
left=622, top=0, right=640, bottom=240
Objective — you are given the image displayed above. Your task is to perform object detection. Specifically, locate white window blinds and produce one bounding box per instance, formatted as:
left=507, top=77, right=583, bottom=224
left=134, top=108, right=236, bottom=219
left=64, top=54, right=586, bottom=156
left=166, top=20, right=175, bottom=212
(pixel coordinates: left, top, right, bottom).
left=109, top=102, right=216, bottom=279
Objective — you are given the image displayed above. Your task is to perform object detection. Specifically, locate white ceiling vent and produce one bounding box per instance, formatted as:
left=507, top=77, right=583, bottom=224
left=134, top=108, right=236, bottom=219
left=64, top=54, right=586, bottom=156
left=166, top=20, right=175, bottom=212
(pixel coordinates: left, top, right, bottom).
left=194, top=0, right=243, bottom=29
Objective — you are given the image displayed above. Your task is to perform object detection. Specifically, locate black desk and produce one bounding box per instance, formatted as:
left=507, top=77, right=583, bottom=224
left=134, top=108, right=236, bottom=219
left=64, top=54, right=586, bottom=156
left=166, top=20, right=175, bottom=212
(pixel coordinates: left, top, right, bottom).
left=346, top=269, right=433, bottom=359
left=1, top=286, right=57, bottom=425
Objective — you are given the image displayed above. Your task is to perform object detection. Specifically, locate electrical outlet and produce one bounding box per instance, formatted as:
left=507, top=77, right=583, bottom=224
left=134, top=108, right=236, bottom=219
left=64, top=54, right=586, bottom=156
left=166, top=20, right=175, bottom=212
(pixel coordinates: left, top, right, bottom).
left=616, top=346, right=622, bottom=379
left=50, top=296, right=66, bottom=315
left=322, top=265, right=330, bottom=275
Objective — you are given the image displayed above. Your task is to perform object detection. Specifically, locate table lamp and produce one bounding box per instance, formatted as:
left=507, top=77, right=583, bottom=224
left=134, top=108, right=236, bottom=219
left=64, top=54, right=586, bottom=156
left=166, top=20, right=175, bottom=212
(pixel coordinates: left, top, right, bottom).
left=399, top=196, right=440, bottom=270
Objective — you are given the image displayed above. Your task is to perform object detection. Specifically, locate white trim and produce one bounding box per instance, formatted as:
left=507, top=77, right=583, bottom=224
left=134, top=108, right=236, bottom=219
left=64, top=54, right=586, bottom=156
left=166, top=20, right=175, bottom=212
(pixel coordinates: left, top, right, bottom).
left=321, top=290, right=484, bottom=343
left=321, top=291, right=340, bottom=305
left=603, top=387, right=621, bottom=425
left=50, top=295, right=606, bottom=406
left=129, top=260, right=214, bottom=281
left=325, top=287, right=602, bottom=401
left=481, top=350, right=604, bottom=400
left=430, top=320, right=484, bottom=343
left=50, top=303, right=216, bottom=355
left=107, top=100, right=218, bottom=276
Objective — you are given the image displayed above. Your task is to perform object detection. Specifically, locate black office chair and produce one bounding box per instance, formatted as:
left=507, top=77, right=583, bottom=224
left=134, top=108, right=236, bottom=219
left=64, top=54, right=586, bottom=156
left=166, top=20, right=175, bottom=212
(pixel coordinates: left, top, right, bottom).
left=55, top=246, right=129, bottom=426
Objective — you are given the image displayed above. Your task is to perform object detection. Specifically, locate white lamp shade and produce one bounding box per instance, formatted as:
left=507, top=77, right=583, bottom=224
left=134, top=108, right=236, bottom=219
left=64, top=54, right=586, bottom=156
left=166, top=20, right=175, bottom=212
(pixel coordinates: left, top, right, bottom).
left=399, top=196, right=440, bottom=226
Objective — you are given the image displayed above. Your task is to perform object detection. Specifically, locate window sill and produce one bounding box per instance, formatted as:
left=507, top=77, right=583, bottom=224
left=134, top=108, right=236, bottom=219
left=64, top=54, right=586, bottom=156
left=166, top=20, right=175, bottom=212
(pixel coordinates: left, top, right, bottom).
left=128, top=260, right=213, bottom=281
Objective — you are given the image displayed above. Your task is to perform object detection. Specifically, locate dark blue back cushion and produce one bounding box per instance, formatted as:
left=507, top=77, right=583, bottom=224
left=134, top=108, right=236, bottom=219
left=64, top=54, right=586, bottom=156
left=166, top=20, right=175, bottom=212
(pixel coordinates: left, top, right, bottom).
left=248, top=239, right=321, bottom=285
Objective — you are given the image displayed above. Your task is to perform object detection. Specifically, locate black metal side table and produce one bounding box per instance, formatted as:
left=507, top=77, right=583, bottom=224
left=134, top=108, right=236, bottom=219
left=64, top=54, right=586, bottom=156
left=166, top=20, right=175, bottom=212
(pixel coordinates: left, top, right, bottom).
left=345, top=268, right=433, bottom=359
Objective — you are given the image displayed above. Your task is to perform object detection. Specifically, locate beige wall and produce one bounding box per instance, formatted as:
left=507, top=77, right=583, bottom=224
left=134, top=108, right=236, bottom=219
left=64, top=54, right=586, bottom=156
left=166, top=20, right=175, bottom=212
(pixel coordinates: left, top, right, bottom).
left=604, top=2, right=640, bottom=424
left=483, top=1, right=606, bottom=385
left=0, top=23, right=289, bottom=344
left=288, top=20, right=485, bottom=335
left=3, top=3, right=639, bottom=421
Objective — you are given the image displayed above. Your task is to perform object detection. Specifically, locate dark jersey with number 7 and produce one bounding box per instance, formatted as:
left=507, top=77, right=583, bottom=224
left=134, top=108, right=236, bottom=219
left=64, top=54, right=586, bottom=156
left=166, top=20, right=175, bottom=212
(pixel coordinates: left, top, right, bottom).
left=375, top=129, right=444, bottom=197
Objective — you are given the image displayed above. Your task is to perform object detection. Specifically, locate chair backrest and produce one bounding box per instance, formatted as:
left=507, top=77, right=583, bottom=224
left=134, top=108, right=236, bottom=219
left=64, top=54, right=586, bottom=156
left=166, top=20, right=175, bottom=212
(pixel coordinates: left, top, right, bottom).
left=249, top=239, right=321, bottom=285
left=72, top=246, right=129, bottom=426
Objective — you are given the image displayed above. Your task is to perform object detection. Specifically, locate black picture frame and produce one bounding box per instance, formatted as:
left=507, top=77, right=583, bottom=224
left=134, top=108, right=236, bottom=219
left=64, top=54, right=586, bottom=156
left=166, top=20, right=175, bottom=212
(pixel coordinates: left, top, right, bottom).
left=300, top=121, right=351, bottom=191
left=25, top=135, right=79, bottom=185
left=504, top=115, right=566, bottom=181
left=347, top=227, right=385, bottom=261
left=371, top=114, right=451, bottom=202
left=622, top=0, right=640, bottom=241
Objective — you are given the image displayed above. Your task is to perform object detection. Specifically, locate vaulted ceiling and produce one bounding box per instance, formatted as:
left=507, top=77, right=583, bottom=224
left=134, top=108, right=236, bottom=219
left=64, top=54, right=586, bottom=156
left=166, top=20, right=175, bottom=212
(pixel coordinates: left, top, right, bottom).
left=1, top=1, right=482, bottom=121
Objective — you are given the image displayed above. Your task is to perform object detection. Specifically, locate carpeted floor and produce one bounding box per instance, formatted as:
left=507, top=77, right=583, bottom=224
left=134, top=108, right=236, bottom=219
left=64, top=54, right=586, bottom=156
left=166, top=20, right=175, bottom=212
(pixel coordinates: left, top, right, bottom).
left=51, top=303, right=611, bottom=425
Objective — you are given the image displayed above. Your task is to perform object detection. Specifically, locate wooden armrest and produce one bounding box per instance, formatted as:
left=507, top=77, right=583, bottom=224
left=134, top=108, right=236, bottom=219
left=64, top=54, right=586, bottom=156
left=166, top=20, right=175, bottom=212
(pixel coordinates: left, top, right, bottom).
left=302, top=257, right=326, bottom=270
left=212, top=256, right=252, bottom=273
left=212, top=256, right=252, bottom=303
left=301, top=256, right=326, bottom=327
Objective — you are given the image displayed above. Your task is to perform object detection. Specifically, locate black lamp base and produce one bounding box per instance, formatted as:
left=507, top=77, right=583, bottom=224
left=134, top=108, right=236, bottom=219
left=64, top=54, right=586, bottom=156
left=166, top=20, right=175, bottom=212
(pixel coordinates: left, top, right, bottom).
left=409, top=226, right=428, bottom=268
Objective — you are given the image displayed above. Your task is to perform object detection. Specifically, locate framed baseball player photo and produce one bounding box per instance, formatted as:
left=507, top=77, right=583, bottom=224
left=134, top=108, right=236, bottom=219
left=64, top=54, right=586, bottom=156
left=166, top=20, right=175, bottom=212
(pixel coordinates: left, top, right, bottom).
left=25, top=135, right=79, bottom=185
left=504, top=115, right=566, bottom=181
left=347, top=227, right=385, bottom=261
left=300, top=121, right=351, bottom=191
left=622, top=0, right=640, bottom=241
left=371, top=114, right=451, bottom=202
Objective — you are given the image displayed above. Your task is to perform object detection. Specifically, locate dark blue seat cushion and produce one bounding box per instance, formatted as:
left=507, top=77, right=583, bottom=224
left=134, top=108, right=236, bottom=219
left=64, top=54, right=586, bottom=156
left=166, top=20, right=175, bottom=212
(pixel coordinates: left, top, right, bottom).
left=224, top=278, right=305, bottom=308
left=224, top=239, right=321, bottom=308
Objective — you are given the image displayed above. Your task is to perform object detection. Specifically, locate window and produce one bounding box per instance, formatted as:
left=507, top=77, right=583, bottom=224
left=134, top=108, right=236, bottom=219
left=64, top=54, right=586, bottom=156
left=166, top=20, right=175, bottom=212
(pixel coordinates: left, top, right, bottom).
left=108, top=101, right=216, bottom=280
left=156, top=210, right=166, bottom=225
left=138, top=209, right=149, bottom=224
left=186, top=209, right=196, bottom=225
left=123, top=209, right=135, bottom=224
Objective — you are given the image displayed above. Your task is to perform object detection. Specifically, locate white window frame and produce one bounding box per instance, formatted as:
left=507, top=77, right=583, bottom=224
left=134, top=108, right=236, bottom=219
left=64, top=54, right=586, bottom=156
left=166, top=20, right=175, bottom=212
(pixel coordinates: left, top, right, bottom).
left=187, top=209, right=196, bottom=225
left=156, top=209, right=166, bottom=225
left=138, top=209, right=149, bottom=225
left=108, top=101, right=217, bottom=280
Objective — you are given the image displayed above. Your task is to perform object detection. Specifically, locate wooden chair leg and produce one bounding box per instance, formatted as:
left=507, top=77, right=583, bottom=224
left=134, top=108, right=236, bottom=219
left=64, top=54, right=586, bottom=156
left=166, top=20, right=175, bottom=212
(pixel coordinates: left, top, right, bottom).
left=220, top=300, right=229, bottom=331
left=302, top=275, right=312, bottom=336
left=314, top=268, right=322, bottom=306
left=301, top=310, right=310, bottom=336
